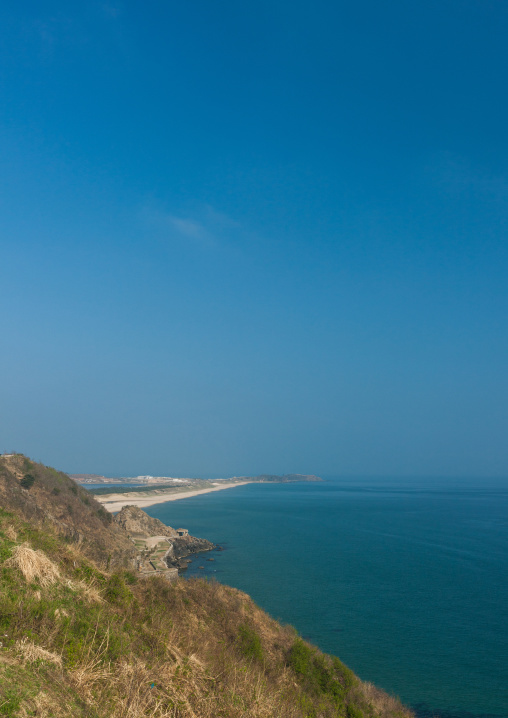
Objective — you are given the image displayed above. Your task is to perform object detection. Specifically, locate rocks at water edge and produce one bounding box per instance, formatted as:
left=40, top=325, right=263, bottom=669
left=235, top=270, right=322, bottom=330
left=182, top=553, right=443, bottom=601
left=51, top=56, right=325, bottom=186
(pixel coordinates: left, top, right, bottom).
left=113, top=505, right=215, bottom=569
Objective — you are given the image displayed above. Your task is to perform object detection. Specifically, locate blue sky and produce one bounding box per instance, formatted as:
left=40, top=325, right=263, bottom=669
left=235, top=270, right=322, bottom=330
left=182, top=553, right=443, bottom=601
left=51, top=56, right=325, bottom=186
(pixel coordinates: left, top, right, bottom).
left=1, top=1, right=507, bottom=478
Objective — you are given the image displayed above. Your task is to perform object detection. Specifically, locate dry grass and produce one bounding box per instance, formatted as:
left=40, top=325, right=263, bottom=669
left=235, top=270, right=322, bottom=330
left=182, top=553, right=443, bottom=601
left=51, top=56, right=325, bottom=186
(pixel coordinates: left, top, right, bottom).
left=18, top=690, right=73, bottom=718
left=360, top=682, right=413, bottom=718
left=109, top=659, right=175, bottom=718
left=0, top=563, right=415, bottom=718
left=65, top=578, right=104, bottom=603
left=4, top=524, right=18, bottom=541
left=78, top=579, right=104, bottom=603
left=72, top=650, right=299, bottom=718
left=70, top=624, right=114, bottom=693
left=0, top=490, right=415, bottom=718
left=5, top=543, right=60, bottom=587
left=15, top=637, right=62, bottom=667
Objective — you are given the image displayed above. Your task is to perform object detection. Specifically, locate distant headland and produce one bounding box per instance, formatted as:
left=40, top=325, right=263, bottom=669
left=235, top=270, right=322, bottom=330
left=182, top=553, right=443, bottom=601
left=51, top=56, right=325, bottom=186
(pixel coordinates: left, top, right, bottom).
left=71, top=473, right=322, bottom=513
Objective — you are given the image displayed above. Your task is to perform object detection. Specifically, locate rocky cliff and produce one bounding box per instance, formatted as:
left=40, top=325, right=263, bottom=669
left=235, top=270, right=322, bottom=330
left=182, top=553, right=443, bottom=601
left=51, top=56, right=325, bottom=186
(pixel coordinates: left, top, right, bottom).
left=169, top=534, right=215, bottom=562
left=114, top=504, right=215, bottom=567
left=114, top=504, right=179, bottom=538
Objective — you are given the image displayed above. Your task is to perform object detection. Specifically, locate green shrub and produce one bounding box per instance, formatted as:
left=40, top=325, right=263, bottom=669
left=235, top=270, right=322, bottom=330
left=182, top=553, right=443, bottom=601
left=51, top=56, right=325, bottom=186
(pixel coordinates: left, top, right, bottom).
left=289, top=639, right=350, bottom=710
left=123, top=570, right=138, bottom=585
left=332, top=656, right=356, bottom=689
left=75, top=563, right=105, bottom=584
left=238, top=624, right=263, bottom=662
left=20, top=473, right=35, bottom=490
left=97, top=507, right=112, bottom=525
left=289, top=638, right=314, bottom=677
left=298, top=693, right=318, bottom=718
left=104, top=573, right=132, bottom=606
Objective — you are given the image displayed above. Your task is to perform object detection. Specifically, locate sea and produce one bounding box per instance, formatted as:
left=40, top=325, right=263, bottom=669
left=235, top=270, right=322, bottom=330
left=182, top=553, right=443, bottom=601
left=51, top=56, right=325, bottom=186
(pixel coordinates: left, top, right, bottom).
left=143, top=477, right=508, bottom=718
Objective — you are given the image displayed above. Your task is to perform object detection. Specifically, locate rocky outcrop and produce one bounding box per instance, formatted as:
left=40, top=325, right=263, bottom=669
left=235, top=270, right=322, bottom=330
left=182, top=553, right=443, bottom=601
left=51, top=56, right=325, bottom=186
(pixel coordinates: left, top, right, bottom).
left=169, top=535, right=215, bottom=561
left=114, top=505, right=179, bottom=538
left=113, top=504, right=214, bottom=569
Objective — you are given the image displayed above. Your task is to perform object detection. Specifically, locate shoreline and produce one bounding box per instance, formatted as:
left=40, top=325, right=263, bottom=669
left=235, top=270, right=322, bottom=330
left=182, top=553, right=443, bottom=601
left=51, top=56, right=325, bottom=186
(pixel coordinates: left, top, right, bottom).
left=97, top=480, right=254, bottom=512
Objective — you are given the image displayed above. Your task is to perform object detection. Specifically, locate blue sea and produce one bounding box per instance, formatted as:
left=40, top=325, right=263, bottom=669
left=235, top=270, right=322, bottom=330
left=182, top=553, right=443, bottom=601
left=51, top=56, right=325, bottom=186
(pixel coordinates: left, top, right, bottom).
left=145, top=478, right=508, bottom=718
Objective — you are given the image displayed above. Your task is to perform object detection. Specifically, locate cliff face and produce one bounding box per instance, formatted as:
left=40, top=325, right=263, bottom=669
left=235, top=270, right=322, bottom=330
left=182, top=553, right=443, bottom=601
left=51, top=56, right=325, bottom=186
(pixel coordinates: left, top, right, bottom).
left=114, top=504, right=215, bottom=567
left=114, top=504, right=179, bottom=538
left=169, top=534, right=215, bottom=560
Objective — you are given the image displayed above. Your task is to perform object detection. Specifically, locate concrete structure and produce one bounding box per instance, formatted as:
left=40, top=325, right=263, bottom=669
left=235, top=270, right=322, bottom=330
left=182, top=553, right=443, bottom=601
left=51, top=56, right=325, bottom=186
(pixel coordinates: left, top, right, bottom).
left=176, top=528, right=188, bottom=537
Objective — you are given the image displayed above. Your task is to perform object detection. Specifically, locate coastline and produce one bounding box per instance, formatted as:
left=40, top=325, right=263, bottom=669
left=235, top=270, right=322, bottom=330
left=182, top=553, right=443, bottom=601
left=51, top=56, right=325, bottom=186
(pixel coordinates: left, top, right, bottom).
left=97, top=480, right=253, bottom=512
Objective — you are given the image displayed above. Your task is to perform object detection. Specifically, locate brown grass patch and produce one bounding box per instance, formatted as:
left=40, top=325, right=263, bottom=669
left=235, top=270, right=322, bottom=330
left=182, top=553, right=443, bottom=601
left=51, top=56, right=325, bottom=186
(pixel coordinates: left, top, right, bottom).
left=4, top=524, right=18, bottom=541
left=5, top=543, right=60, bottom=587
left=360, top=681, right=413, bottom=718
left=15, top=637, right=62, bottom=667
left=18, top=690, right=72, bottom=718
left=63, top=578, right=104, bottom=603
left=70, top=624, right=114, bottom=699
left=75, top=579, right=104, bottom=603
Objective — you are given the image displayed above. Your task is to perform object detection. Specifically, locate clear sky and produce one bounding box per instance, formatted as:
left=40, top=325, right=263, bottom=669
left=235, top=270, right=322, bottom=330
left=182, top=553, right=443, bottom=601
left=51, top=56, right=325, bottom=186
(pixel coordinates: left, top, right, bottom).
left=1, top=1, right=507, bottom=478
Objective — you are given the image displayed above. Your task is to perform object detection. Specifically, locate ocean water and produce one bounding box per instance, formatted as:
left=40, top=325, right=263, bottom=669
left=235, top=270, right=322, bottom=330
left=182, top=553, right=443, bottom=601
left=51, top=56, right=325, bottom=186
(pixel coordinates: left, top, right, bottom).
left=146, top=478, right=508, bottom=718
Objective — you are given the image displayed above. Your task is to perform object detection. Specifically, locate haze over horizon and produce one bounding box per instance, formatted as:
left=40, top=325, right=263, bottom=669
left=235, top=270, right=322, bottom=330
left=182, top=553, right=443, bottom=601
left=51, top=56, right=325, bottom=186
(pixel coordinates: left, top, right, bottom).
left=1, top=1, right=507, bottom=479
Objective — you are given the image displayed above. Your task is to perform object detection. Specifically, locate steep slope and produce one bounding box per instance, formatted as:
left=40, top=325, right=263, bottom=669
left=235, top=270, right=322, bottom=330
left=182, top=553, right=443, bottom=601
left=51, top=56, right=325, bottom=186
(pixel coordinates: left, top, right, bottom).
left=114, top=504, right=180, bottom=537
left=0, top=456, right=414, bottom=718
left=0, top=454, right=136, bottom=568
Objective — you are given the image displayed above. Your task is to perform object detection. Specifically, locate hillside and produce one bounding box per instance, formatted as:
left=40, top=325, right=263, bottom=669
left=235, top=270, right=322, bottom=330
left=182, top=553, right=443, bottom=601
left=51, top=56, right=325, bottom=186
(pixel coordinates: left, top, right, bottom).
left=0, top=454, right=136, bottom=569
left=0, top=456, right=413, bottom=718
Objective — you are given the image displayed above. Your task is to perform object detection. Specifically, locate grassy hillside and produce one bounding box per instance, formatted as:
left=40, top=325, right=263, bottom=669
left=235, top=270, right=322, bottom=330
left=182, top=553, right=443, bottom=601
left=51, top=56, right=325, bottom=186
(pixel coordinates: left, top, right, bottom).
left=0, top=455, right=136, bottom=569
left=0, top=456, right=413, bottom=718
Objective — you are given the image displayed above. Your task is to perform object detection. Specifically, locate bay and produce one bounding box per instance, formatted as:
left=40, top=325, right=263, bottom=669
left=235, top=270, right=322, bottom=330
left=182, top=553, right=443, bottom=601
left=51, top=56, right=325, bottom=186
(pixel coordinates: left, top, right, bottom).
left=146, top=477, right=508, bottom=718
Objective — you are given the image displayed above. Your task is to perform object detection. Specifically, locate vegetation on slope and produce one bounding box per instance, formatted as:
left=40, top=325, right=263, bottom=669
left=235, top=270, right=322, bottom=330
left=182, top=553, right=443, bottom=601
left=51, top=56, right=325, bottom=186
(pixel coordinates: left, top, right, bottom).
left=0, top=455, right=136, bottom=569
left=0, top=456, right=413, bottom=718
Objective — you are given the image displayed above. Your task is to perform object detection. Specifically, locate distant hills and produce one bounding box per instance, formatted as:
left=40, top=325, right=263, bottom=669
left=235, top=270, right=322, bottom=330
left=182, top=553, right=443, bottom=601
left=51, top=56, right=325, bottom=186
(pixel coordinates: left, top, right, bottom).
left=71, top=472, right=322, bottom=484
left=232, top=473, right=322, bottom=482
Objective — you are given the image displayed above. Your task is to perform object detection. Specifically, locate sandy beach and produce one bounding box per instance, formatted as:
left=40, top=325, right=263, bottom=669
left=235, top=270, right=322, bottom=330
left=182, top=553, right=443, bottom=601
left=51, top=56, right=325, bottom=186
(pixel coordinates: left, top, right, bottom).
left=97, top=481, right=253, bottom=513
